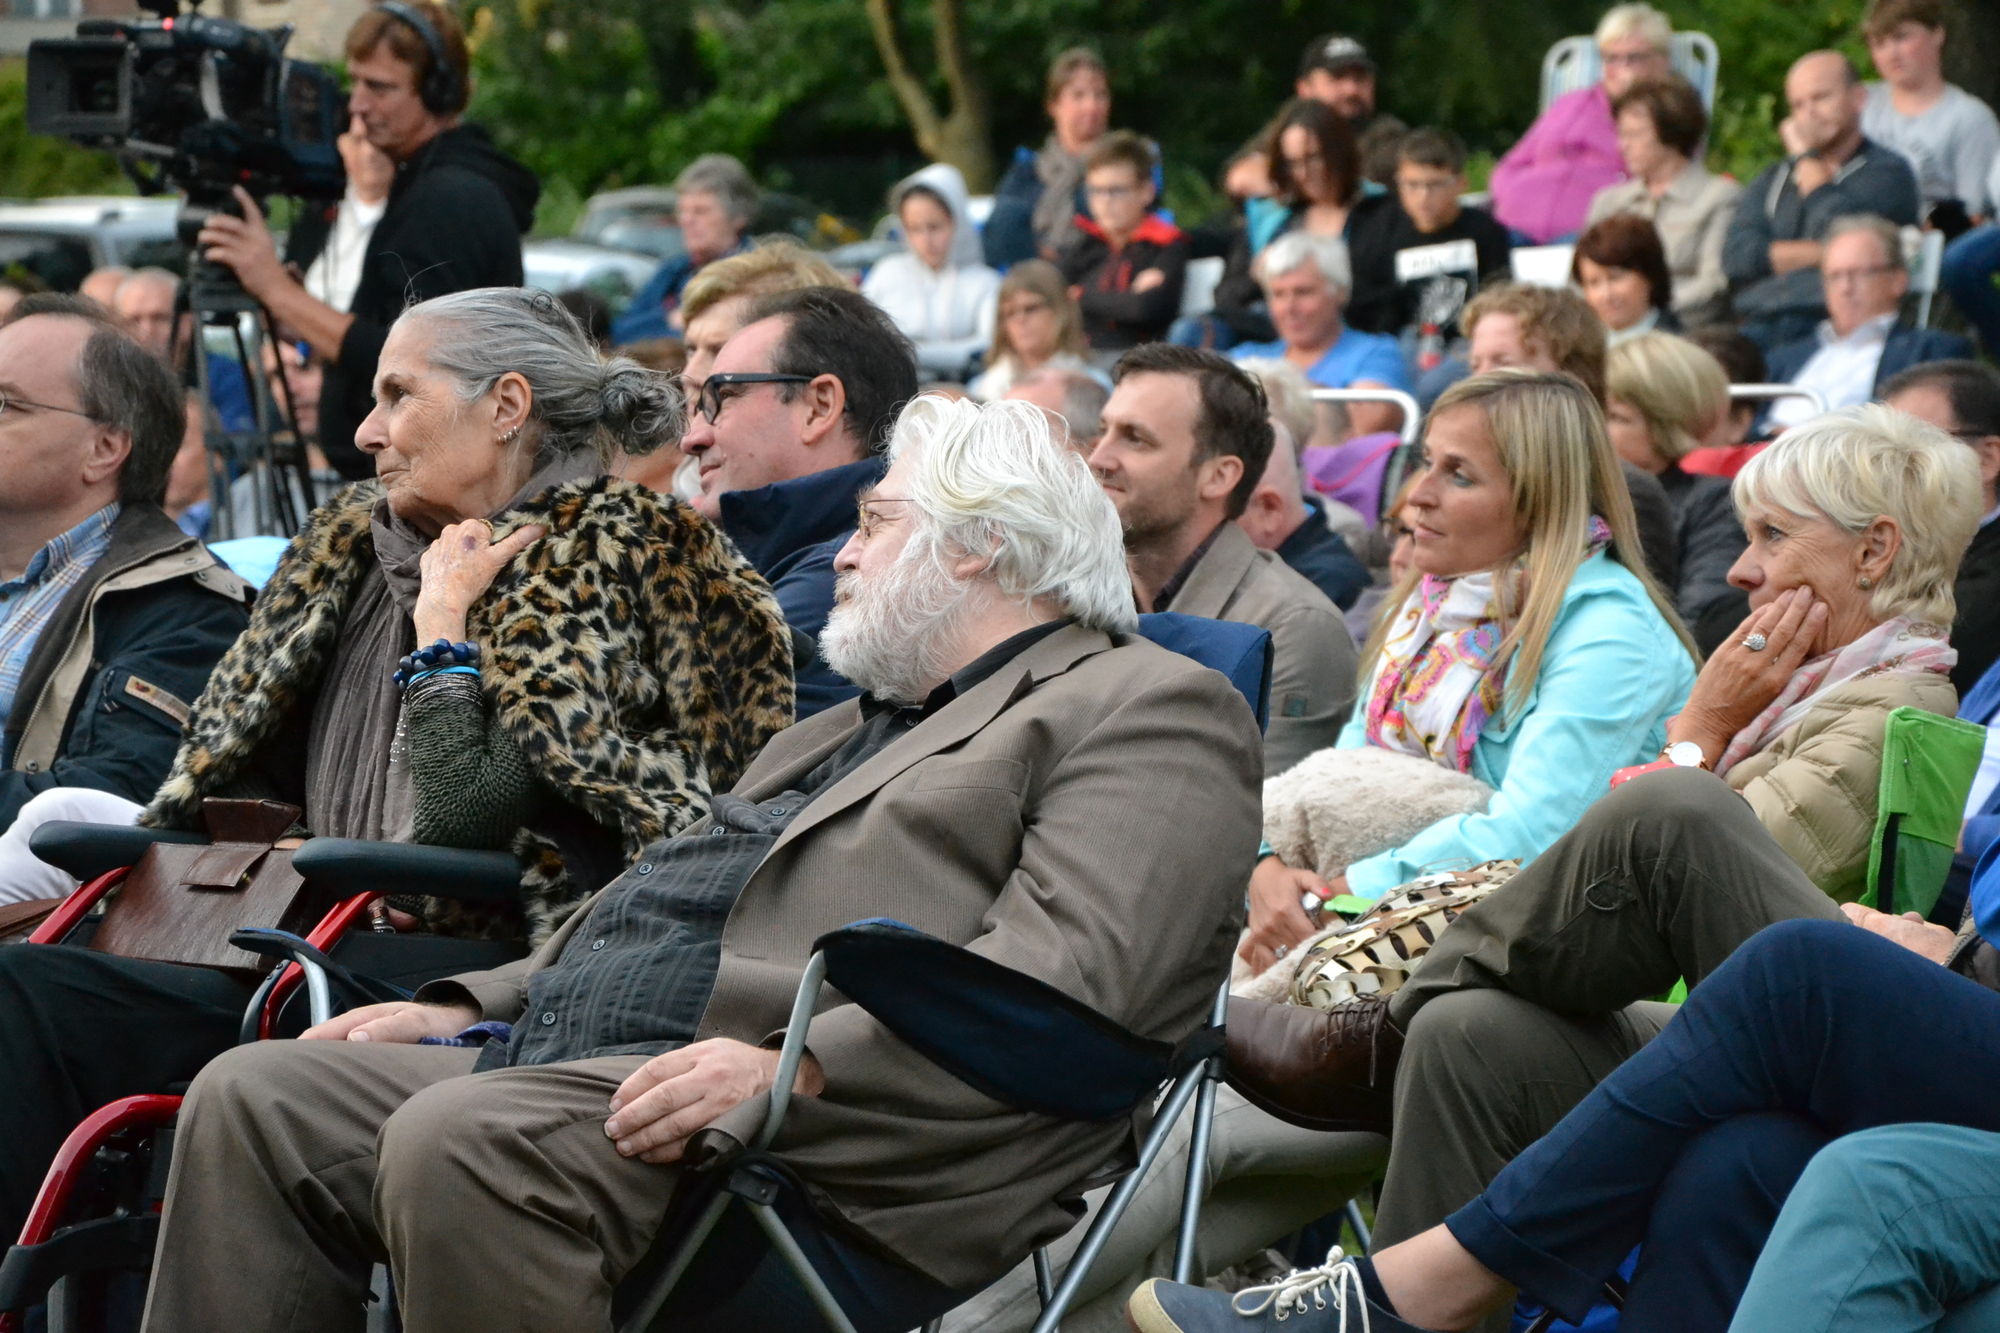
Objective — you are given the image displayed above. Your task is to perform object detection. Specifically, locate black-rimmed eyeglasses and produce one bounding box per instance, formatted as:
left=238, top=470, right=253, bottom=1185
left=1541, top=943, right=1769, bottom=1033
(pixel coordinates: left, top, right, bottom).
left=695, top=372, right=815, bottom=425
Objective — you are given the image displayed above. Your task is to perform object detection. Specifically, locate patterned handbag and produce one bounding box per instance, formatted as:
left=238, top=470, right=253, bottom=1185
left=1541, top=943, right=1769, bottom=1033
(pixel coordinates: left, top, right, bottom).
left=1289, top=860, right=1521, bottom=1010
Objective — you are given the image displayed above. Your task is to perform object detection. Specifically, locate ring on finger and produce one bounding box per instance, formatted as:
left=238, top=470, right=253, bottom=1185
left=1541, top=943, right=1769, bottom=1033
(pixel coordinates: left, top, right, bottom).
left=1742, top=632, right=1768, bottom=652
left=1274, top=944, right=1290, bottom=959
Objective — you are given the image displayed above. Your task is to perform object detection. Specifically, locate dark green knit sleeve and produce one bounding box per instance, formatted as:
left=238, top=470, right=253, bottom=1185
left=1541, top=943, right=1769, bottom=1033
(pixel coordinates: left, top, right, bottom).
left=403, top=673, right=541, bottom=849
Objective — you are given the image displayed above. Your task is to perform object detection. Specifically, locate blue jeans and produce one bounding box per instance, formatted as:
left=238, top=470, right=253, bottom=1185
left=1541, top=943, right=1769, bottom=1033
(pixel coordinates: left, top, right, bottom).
left=1942, top=225, right=2000, bottom=354
left=1731, top=1123, right=2000, bottom=1333
left=1445, top=919, right=2000, bottom=1327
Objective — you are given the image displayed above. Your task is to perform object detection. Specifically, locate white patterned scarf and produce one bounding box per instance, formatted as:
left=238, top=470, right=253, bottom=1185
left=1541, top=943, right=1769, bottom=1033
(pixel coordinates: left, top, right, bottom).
left=1713, top=616, right=1957, bottom=776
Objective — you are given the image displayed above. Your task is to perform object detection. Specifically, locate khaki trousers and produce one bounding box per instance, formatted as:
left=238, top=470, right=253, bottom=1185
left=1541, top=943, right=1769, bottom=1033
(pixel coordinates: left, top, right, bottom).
left=1371, top=769, right=1845, bottom=1332
left=139, top=1040, right=668, bottom=1333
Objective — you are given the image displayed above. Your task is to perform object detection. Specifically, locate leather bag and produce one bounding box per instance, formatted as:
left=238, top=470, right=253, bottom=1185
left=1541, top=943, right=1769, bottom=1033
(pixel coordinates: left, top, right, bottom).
left=87, top=799, right=320, bottom=976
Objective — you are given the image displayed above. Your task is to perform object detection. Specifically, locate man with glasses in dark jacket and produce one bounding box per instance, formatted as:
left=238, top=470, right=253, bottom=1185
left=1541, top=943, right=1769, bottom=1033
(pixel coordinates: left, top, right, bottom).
left=677, top=286, right=920, bottom=717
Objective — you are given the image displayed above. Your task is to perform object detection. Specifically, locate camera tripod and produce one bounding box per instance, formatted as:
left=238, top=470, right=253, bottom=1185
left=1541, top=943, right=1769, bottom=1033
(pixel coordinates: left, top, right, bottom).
left=175, top=253, right=321, bottom=541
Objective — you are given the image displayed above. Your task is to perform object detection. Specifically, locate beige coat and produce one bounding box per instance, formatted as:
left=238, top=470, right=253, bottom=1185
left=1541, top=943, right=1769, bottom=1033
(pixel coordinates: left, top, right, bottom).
left=1586, top=163, right=1743, bottom=326
left=1166, top=524, right=1358, bottom=778
left=437, top=624, right=1264, bottom=1289
left=1725, top=670, right=1957, bottom=902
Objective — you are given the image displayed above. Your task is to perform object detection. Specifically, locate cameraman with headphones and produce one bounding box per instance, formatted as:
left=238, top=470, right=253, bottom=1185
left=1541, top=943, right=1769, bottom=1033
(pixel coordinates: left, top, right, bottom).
left=198, top=2, right=539, bottom=480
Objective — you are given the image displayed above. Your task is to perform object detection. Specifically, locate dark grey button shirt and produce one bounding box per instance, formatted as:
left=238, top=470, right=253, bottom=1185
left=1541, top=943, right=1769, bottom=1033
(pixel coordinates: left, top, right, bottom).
left=487, top=620, right=1068, bottom=1072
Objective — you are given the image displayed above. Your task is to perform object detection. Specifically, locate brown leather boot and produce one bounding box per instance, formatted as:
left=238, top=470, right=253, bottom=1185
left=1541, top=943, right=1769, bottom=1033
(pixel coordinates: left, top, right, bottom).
left=1223, top=993, right=1404, bottom=1133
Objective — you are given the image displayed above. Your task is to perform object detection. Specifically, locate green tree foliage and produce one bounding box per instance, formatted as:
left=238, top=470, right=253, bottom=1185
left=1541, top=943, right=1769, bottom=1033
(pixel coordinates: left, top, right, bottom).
left=2, top=0, right=1992, bottom=228
left=452, top=0, right=1984, bottom=227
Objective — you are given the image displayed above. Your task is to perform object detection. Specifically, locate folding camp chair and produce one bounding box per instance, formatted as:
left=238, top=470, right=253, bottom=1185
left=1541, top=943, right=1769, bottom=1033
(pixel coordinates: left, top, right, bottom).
left=619, top=921, right=1232, bottom=1333
left=1866, top=706, right=1987, bottom=921
left=1903, top=225, right=1946, bottom=329
left=1541, top=32, right=1718, bottom=113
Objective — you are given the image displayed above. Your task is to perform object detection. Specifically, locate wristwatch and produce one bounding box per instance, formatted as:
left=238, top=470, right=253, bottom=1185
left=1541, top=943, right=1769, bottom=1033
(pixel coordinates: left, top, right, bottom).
left=1660, top=740, right=1711, bottom=771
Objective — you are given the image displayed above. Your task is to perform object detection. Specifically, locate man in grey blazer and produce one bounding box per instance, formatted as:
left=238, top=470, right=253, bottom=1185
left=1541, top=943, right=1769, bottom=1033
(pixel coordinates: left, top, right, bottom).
left=138, top=397, right=1264, bottom=1333
left=1091, top=344, right=1358, bottom=778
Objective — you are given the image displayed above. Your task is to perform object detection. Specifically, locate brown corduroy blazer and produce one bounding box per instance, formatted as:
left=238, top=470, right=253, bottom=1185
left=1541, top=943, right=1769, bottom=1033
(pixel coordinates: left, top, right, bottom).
left=440, top=622, right=1264, bottom=1288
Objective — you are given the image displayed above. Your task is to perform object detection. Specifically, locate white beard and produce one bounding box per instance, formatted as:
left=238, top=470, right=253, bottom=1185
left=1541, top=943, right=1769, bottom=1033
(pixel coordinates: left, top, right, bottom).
left=821, top=543, right=974, bottom=705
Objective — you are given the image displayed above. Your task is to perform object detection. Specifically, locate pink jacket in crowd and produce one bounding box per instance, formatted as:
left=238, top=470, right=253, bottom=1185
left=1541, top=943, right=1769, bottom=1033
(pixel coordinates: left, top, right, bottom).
left=1489, top=84, right=1628, bottom=244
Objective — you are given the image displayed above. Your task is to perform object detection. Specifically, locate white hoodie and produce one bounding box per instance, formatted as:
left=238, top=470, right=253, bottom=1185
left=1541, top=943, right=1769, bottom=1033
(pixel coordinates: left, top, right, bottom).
left=861, top=162, right=1002, bottom=378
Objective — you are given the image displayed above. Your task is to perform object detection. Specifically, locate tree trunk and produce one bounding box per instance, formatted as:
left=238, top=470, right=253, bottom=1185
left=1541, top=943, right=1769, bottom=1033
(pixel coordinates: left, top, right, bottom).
left=862, top=0, right=995, bottom=191
left=1942, top=0, right=2000, bottom=110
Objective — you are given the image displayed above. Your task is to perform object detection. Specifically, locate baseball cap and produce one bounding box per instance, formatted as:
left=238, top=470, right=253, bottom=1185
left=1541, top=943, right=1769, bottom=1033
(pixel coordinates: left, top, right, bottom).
left=1299, top=33, right=1376, bottom=79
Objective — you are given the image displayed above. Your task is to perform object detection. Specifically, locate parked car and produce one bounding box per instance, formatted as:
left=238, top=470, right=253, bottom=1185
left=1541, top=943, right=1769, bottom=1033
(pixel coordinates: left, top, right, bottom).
left=0, top=196, right=183, bottom=291
left=521, top=238, right=661, bottom=307
left=573, top=186, right=860, bottom=262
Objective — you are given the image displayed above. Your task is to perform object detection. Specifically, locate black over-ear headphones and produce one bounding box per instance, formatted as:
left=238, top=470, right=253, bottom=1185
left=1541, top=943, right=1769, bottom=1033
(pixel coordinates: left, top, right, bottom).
left=375, top=2, right=463, bottom=116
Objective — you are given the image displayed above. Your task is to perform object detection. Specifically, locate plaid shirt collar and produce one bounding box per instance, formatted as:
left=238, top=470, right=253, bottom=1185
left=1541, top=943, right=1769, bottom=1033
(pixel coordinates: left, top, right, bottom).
left=0, top=503, right=120, bottom=727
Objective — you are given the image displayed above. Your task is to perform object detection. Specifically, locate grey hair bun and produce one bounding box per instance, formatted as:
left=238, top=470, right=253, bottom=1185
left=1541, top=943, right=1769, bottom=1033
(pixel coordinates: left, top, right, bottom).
left=597, top=358, right=687, bottom=457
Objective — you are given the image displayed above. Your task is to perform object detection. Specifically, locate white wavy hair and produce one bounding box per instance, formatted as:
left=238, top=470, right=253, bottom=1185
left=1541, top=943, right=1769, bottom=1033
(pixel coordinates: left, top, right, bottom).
left=1734, top=403, right=1982, bottom=626
left=888, top=394, right=1137, bottom=633
left=1260, top=230, right=1351, bottom=294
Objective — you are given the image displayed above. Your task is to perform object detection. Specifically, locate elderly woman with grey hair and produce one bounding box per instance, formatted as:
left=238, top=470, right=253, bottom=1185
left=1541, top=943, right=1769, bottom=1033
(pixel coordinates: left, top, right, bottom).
left=612, top=153, right=761, bottom=345
left=0, top=286, right=794, bottom=1249
left=143, top=285, right=795, bottom=939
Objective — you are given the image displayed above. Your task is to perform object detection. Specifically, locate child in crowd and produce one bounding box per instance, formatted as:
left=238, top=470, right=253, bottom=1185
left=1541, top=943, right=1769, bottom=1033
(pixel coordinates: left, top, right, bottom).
left=1345, top=128, right=1512, bottom=364
left=860, top=163, right=1001, bottom=379
left=967, top=260, right=1099, bottom=401
left=1057, top=130, right=1191, bottom=356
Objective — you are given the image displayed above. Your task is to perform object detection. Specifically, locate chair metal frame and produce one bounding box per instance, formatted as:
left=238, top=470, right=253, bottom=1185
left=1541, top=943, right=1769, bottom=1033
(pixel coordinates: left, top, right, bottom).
left=1309, top=387, right=1421, bottom=447
left=1541, top=32, right=1718, bottom=112
left=1728, top=383, right=1827, bottom=416
left=625, top=956, right=1233, bottom=1333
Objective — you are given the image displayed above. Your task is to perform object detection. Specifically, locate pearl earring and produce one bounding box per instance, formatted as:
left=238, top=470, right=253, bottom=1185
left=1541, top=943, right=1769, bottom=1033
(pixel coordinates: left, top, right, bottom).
left=1858, top=575, right=1873, bottom=590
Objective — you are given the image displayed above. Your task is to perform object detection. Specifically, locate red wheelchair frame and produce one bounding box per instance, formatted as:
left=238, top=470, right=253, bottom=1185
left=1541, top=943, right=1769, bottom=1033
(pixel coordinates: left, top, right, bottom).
left=0, top=870, right=378, bottom=1333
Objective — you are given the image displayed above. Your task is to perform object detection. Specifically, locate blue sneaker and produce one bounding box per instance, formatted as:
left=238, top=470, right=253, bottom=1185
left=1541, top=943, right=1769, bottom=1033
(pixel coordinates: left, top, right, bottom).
left=1127, top=1248, right=1429, bottom=1331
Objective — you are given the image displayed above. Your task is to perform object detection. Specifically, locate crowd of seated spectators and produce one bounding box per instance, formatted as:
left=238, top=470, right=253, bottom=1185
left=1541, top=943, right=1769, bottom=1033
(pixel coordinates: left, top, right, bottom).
left=11, top=0, right=2000, bottom=1330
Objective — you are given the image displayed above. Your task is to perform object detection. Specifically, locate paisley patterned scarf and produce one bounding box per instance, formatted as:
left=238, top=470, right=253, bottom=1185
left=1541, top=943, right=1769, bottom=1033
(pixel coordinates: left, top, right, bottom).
left=1364, top=517, right=1612, bottom=773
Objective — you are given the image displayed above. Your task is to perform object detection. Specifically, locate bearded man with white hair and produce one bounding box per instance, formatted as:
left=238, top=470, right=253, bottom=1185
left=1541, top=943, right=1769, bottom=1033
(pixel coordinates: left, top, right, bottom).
left=135, top=396, right=1264, bottom=1333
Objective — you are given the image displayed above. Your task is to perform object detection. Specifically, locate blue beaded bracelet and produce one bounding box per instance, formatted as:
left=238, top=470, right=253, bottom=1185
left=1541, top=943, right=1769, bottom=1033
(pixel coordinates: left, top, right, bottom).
left=394, top=638, right=481, bottom=687
left=402, top=665, right=482, bottom=690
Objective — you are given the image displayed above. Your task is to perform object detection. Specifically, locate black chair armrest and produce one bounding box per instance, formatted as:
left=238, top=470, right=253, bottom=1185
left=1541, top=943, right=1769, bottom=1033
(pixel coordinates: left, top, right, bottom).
left=27, top=821, right=209, bottom=884
left=813, top=921, right=1181, bottom=1122
left=291, top=838, right=522, bottom=904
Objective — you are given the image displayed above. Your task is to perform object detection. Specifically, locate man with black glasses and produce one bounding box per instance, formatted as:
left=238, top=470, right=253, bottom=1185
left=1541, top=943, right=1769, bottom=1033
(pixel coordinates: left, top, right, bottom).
left=677, top=285, right=920, bottom=716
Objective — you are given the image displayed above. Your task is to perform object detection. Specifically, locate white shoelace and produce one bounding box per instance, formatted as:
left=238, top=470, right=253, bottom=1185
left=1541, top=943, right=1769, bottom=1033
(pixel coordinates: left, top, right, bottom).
left=1231, top=1245, right=1370, bottom=1327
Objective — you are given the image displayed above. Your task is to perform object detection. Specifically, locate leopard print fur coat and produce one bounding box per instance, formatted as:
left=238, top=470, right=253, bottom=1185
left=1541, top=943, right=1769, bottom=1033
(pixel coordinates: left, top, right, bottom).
left=143, top=476, right=794, bottom=942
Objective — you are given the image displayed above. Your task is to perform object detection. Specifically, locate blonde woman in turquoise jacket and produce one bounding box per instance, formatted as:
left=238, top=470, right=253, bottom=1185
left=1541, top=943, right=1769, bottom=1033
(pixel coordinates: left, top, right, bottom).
left=1242, top=369, right=1696, bottom=972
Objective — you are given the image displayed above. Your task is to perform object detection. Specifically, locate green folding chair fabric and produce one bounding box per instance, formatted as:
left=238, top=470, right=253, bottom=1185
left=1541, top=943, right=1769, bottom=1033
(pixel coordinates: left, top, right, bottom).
left=1865, top=706, right=1987, bottom=920
left=1662, top=707, right=1983, bottom=1007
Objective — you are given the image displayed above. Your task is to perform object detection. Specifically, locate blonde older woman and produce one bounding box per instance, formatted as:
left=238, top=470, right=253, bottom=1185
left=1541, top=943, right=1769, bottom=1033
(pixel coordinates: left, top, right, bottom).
left=1148, top=407, right=1989, bottom=1333
left=1606, top=332, right=1748, bottom=626
left=1489, top=3, right=1674, bottom=244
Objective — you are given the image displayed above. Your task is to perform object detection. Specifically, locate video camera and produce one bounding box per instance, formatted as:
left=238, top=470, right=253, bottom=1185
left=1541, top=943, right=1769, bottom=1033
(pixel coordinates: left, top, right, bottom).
left=25, top=0, right=345, bottom=205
